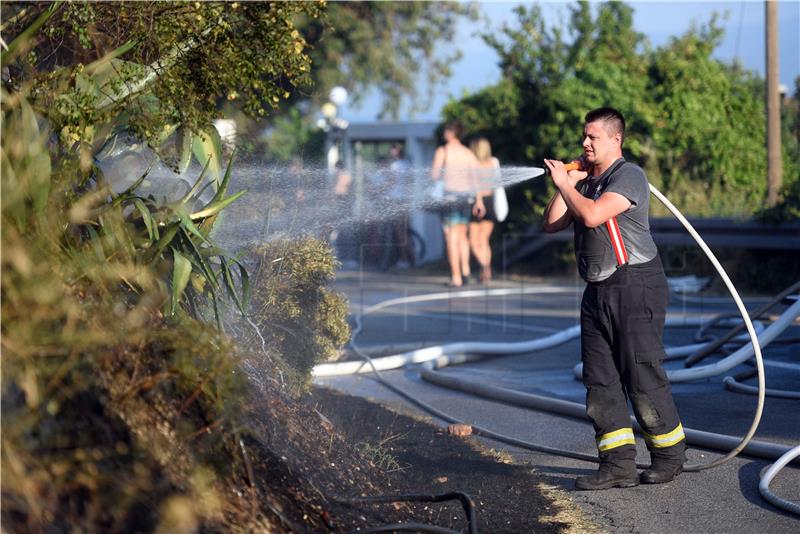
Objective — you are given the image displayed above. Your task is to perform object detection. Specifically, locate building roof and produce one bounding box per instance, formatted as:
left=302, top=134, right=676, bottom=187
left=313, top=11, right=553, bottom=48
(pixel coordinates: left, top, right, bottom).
left=342, top=121, right=439, bottom=141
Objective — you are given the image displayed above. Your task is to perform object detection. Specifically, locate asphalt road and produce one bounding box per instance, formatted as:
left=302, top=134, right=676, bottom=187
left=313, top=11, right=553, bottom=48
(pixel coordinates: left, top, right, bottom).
left=316, top=269, right=800, bottom=534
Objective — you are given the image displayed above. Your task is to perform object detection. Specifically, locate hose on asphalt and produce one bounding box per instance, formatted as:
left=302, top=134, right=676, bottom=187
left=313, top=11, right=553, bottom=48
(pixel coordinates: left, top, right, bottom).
left=723, top=375, right=800, bottom=399
left=313, top=286, right=584, bottom=377
left=758, top=445, right=800, bottom=517
left=318, top=281, right=796, bottom=464
left=341, top=311, right=604, bottom=465
left=722, top=356, right=800, bottom=400
left=316, top=278, right=799, bottom=511
left=317, top=285, right=797, bottom=463
left=684, top=280, right=800, bottom=367
left=315, top=183, right=798, bottom=514
left=693, top=313, right=750, bottom=343
left=571, top=301, right=796, bottom=384
left=347, top=525, right=460, bottom=534
left=342, top=492, right=478, bottom=534
left=331, top=283, right=798, bottom=515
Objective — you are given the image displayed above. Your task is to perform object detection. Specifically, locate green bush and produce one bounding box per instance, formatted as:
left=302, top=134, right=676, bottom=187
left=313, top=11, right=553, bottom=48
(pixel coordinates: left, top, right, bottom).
left=444, top=2, right=800, bottom=222
left=242, top=238, right=351, bottom=388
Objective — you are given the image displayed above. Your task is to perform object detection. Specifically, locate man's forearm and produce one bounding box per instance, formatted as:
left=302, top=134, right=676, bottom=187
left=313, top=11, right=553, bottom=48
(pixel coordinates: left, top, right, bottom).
left=557, top=183, right=631, bottom=229
left=558, top=183, right=596, bottom=226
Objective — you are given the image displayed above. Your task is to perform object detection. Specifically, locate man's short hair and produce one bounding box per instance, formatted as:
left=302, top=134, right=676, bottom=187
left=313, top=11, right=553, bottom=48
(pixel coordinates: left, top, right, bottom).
left=444, top=119, right=463, bottom=140
left=585, top=107, right=625, bottom=145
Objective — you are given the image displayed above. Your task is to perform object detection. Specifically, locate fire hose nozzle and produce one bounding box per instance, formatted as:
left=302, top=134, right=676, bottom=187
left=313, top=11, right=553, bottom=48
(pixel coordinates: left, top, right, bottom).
left=544, top=160, right=585, bottom=175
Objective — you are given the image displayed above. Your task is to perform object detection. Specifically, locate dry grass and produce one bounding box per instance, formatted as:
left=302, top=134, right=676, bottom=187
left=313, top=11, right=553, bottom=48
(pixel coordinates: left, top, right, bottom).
left=535, top=482, right=608, bottom=534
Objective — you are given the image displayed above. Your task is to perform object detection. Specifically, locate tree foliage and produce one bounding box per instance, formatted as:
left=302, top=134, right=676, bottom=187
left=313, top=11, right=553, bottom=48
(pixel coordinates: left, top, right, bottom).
left=299, top=1, right=475, bottom=118
left=2, top=1, right=324, bottom=144
left=443, top=1, right=799, bottom=220
left=261, top=106, right=326, bottom=162
left=760, top=75, right=800, bottom=221
left=254, top=1, right=475, bottom=162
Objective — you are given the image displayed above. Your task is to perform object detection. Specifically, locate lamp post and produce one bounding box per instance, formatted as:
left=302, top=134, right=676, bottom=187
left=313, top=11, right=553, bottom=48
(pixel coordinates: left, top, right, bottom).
left=318, top=87, right=349, bottom=173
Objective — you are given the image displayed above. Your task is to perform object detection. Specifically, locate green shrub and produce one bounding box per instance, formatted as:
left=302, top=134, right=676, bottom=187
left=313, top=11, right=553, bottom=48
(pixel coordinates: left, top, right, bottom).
left=242, top=238, right=351, bottom=388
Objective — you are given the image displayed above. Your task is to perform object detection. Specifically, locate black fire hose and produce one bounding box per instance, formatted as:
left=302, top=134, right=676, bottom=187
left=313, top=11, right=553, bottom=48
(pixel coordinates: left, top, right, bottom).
left=348, top=525, right=460, bottom=534
left=343, top=491, right=477, bottom=534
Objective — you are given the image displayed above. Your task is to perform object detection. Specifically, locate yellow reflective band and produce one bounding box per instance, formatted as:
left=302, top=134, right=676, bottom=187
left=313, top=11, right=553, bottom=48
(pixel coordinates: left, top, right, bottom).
left=597, top=428, right=636, bottom=452
left=645, top=423, right=686, bottom=448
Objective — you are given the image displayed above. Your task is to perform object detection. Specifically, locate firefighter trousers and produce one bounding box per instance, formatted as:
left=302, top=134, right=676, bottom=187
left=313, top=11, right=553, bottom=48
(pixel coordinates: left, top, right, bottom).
left=580, top=256, right=686, bottom=474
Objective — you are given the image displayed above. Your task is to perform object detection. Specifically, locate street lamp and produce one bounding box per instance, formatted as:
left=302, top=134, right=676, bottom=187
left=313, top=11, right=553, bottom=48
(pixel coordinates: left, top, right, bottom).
left=329, top=86, right=348, bottom=107
left=321, top=102, right=337, bottom=120
left=320, top=86, right=349, bottom=172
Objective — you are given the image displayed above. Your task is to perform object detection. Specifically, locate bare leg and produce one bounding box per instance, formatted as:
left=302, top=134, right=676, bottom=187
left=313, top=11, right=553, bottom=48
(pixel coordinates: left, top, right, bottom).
left=469, top=221, right=482, bottom=271
left=456, top=223, right=470, bottom=279
left=470, top=221, right=494, bottom=282
left=443, top=225, right=462, bottom=286
left=480, top=220, right=494, bottom=281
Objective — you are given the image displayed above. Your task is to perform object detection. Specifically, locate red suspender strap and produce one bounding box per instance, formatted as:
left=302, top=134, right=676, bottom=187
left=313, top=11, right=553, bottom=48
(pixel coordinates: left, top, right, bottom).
left=606, top=216, right=629, bottom=265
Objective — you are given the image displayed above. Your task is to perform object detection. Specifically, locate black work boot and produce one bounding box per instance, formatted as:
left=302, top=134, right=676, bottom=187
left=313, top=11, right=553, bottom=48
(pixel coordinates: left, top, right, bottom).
left=575, top=467, right=639, bottom=490
left=640, top=461, right=683, bottom=484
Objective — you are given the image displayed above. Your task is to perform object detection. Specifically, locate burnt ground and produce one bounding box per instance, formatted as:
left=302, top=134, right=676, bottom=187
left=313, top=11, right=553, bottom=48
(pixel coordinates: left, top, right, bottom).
left=2, top=348, right=601, bottom=533
left=305, top=386, right=600, bottom=534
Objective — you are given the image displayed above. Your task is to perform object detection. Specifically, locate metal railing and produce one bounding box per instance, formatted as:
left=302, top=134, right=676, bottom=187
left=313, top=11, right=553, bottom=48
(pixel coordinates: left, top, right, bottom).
left=502, top=217, right=800, bottom=268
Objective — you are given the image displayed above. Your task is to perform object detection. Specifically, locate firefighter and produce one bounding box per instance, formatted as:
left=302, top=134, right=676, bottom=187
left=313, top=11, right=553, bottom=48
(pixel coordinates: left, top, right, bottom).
left=542, top=107, right=685, bottom=490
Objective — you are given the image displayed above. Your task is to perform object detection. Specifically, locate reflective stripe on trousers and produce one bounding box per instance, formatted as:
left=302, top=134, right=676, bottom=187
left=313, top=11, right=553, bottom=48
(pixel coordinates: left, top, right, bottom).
left=597, top=427, right=636, bottom=452
left=581, top=257, right=687, bottom=464
left=645, top=423, right=686, bottom=448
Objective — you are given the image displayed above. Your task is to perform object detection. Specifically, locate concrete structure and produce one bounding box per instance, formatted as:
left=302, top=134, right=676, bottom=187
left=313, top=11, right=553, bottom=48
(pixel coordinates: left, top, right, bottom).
left=332, top=121, right=444, bottom=263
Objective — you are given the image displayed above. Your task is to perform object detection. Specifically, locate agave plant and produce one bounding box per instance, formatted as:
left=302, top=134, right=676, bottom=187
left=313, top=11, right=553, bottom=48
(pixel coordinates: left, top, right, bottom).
left=111, top=151, right=250, bottom=329
left=3, top=2, right=252, bottom=328
left=75, top=30, right=227, bottom=184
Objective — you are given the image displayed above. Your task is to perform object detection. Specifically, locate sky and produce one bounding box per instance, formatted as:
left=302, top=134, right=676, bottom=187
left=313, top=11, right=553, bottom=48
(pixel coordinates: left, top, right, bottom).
left=341, top=0, right=800, bottom=122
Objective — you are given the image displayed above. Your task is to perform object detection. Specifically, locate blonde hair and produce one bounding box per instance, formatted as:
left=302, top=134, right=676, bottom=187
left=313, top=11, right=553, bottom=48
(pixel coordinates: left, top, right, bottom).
left=470, top=137, right=493, bottom=162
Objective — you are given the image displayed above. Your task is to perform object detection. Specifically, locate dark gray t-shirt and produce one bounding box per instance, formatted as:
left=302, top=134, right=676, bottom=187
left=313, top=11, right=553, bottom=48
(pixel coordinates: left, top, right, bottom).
left=573, top=158, right=658, bottom=282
